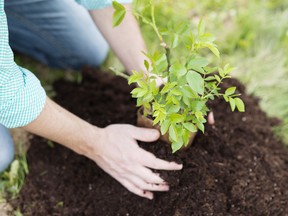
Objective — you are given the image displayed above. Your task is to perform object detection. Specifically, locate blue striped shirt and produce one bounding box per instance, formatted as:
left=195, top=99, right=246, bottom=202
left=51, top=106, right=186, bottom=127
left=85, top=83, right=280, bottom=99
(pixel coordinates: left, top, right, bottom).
left=0, top=0, right=131, bottom=128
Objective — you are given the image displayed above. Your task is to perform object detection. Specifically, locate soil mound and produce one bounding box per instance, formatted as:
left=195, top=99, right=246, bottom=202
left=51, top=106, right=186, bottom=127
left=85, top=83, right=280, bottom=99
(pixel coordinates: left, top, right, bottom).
left=13, top=69, right=288, bottom=215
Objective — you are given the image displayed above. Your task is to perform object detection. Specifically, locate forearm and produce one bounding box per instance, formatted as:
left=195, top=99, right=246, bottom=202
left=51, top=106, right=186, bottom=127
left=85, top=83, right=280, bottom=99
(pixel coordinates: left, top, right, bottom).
left=89, top=5, right=147, bottom=73
left=23, top=97, right=102, bottom=156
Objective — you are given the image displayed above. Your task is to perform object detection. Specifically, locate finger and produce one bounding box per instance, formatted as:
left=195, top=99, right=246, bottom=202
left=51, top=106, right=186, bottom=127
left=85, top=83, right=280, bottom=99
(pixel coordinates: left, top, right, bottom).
left=125, top=175, right=169, bottom=192
left=134, top=166, right=167, bottom=185
left=129, top=126, right=160, bottom=142
left=208, top=111, right=215, bottom=125
left=120, top=178, right=154, bottom=200
left=138, top=149, right=183, bottom=170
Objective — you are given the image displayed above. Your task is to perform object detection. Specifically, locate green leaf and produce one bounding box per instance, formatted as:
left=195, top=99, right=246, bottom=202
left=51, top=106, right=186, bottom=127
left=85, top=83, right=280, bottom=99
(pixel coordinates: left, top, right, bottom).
left=160, top=120, right=170, bottom=135
left=155, top=58, right=168, bottom=74
left=171, top=96, right=180, bottom=105
left=128, top=71, right=143, bottom=85
left=169, top=124, right=178, bottom=142
left=205, top=43, right=220, bottom=58
left=183, top=34, right=195, bottom=50
left=225, top=87, right=236, bottom=96
left=199, top=33, right=216, bottom=43
left=153, top=115, right=161, bottom=125
left=196, top=122, right=205, bottom=133
left=181, top=86, right=197, bottom=98
left=149, top=79, right=158, bottom=95
left=143, top=93, right=153, bottom=103
left=161, top=82, right=177, bottom=94
left=172, top=139, right=184, bottom=153
left=171, top=34, right=179, bottom=48
left=190, top=100, right=206, bottom=111
left=112, top=1, right=126, bottom=27
left=144, top=60, right=150, bottom=71
left=169, top=113, right=184, bottom=123
left=229, top=97, right=236, bottom=111
left=224, top=64, right=235, bottom=75
left=195, top=111, right=204, bottom=121
left=136, top=98, right=143, bottom=106
left=235, top=98, right=245, bottom=112
left=167, top=104, right=181, bottom=113
left=169, top=63, right=187, bottom=78
left=223, top=95, right=229, bottom=102
left=187, top=55, right=209, bottom=72
left=198, top=19, right=205, bottom=36
left=182, top=129, right=191, bottom=147
left=171, top=89, right=182, bottom=96
left=175, top=22, right=190, bottom=35
left=186, top=71, right=204, bottom=95
left=218, top=68, right=225, bottom=78
left=183, top=123, right=197, bottom=133
left=205, top=76, right=216, bottom=81
left=214, top=74, right=221, bottom=83
left=131, top=87, right=146, bottom=98
left=137, top=88, right=147, bottom=97
left=183, top=96, right=190, bottom=106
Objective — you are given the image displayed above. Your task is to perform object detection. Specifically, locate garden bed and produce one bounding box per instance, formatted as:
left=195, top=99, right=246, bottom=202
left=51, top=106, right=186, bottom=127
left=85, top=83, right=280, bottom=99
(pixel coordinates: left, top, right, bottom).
left=12, top=69, right=288, bottom=215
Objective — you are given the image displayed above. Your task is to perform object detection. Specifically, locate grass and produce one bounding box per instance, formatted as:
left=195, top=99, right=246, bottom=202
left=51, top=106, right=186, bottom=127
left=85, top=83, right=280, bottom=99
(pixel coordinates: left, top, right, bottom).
left=0, top=144, right=28, bottom=202
left=1, top=0, right=287, bottom=204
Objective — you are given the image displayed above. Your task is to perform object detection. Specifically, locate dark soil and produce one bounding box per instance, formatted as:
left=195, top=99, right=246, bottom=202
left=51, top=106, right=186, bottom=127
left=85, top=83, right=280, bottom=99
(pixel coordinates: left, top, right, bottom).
left=12, top=69, right=288, bottom=216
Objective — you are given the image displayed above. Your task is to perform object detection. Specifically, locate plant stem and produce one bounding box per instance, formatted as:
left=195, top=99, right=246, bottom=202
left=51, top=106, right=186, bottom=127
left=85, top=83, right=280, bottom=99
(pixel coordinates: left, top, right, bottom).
left=109, top=67, right=129, bottom=80
left=165, top=46, right=171, bottom=70
left=202, top=77, right=224, bottom=99
left=149, top=1, right=171, bottom=75
left=150, top=2, right=163, bottom=42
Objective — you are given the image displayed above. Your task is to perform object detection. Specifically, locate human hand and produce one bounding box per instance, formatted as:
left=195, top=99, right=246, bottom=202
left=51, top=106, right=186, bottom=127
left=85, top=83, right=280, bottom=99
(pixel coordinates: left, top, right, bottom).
left=86, top=124, right=182, bottom=200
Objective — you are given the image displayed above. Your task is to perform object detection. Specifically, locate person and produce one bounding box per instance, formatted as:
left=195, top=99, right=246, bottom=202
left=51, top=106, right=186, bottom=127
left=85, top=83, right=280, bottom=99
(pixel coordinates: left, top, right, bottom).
left=0, top=0, right=183, bottom=200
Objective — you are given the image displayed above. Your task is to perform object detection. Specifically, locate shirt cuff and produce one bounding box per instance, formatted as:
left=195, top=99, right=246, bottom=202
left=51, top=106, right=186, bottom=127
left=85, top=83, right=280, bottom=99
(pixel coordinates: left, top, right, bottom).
left=0, top=67, right=46, bottom=128
left=75, top=0, right=132, bottom=10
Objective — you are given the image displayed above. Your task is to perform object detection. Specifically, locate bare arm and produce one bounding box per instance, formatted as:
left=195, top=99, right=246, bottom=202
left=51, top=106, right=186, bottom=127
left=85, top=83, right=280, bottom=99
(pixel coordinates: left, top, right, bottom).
left=89, top=5, right=147, bottom=73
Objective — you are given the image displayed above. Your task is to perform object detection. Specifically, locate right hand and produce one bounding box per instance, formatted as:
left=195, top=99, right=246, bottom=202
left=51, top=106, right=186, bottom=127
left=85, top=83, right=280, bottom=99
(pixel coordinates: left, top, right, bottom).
left=85, top=124, right=183, bottom=200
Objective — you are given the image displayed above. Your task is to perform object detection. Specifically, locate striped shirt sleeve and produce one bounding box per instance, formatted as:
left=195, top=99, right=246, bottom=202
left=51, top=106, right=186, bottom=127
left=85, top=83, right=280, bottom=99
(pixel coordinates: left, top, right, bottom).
left=0, top=1, right=46, bottom=128
left=75, top=0, right=132, bottom=10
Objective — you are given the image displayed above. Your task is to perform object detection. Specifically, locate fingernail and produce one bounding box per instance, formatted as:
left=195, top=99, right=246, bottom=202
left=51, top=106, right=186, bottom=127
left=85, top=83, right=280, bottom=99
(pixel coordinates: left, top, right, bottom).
left=144, top=191, right=153, bottom=200
left=153, top=130, right=160, bottom=137
left=176, top=163, right=183, bottom=169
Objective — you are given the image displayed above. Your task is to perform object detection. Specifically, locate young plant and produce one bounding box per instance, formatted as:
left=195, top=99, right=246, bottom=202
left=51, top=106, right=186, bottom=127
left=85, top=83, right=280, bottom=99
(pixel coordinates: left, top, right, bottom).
left=112, top=1, right=245, bottom=153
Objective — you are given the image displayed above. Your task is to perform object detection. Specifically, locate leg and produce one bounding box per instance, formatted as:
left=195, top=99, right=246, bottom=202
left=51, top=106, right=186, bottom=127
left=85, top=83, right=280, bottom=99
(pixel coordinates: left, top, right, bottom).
left=0, top=125, right=14, bottom=173
left=5, top=0, right=109, bottom=69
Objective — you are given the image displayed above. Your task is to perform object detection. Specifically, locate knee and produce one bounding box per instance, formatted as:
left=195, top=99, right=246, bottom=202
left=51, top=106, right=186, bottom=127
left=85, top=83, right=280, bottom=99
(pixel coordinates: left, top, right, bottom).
left=71, top=43, right=109, bottom=69
left=75, top=42, right=109, bottom=68
left=0, top=127, right=15, bottom=173
left=51, top=40, right=110, bottom=70
left=0, top=146, right=14, bottom=173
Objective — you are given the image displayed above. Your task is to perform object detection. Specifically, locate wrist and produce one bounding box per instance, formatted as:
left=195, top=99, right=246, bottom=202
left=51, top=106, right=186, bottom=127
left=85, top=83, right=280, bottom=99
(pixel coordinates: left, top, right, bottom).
left=80, top=125, right=106, bottom=158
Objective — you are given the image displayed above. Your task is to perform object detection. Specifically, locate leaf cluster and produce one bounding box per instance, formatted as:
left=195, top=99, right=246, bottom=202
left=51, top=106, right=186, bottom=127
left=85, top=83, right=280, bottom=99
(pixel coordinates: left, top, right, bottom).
left=113, top=1, right=245, bottom=153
